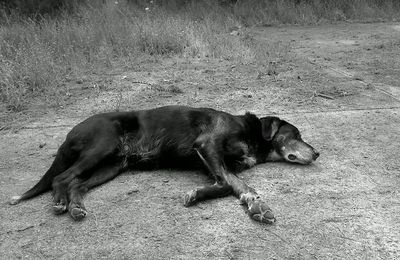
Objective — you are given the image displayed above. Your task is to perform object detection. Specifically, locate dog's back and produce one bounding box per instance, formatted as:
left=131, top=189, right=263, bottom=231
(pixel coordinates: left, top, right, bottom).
left=113, top=106, right=243, bottom=168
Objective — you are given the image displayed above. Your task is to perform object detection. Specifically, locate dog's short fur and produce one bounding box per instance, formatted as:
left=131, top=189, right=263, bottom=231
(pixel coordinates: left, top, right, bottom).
left=10, top=105, right=319, bottom=223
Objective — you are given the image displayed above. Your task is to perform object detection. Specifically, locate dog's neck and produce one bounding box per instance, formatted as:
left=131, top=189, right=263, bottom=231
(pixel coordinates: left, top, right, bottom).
left=240, top=113, right=276, bottom=164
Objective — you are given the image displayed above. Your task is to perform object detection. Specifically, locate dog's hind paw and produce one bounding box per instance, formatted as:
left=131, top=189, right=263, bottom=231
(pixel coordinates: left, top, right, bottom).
left=9, top=195, right=22, bottom=205
left=53, top=202, right=68, bottom=215
left=69, top=207, right=87, bottom=221
left=183, top=190, right=197, bottom=207
left=247, top=198, right=276, bottom=224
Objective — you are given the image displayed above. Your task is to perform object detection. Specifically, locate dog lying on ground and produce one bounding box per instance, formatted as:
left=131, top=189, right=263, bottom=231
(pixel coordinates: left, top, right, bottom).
left=10, top=105, right=319, bottom=223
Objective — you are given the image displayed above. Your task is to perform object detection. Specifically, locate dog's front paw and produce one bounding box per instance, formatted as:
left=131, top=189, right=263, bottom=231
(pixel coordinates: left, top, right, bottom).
left=247, top=198, right=276, bottom=224
left=240, top=193, right=275, bottom=224
left=69, top=202, right=87, bottom=221
left=183, top=189, right=197, bottom=207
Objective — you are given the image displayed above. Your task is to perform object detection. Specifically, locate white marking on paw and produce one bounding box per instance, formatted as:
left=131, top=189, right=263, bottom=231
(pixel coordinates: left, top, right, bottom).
left=9, top=195, right=21, bottom=205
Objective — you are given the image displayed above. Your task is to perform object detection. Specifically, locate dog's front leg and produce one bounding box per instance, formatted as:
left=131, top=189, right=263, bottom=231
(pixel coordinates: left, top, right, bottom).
left=221, top=171, right=276, bottom=224
left=184, top=182, right=232, bottom=207
left=188, top=135, right=275, bottom=224
left=184, top=136, right=233, bottom=206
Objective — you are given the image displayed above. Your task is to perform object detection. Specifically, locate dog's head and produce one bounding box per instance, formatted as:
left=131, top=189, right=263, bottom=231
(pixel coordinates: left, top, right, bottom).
left=260, top=116, right=319, bottom=165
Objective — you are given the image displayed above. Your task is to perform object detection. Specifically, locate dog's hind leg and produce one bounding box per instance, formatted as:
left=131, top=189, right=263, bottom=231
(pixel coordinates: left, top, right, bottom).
left=67, top=163, right=122, bottom=220
left=52, top=139, right=119, bottom=214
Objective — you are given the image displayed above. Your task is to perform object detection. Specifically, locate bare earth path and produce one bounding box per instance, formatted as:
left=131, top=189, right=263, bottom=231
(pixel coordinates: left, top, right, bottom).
left=1, top=22, right=400, bottom=259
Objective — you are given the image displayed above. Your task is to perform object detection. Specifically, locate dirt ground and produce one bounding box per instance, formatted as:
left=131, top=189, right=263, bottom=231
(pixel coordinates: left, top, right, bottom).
left=1, top=22, right=400, bottom=259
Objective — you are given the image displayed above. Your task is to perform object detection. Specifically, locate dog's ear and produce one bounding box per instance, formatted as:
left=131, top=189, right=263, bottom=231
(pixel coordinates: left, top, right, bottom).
left=260, top=117, right=282, bottom=141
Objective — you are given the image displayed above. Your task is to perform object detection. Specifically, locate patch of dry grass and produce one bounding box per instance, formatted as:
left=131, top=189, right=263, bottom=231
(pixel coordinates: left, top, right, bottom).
left=233, top=0, right=400, bottom=25
left=0, top=1, right=257, bottom=113
left=1, top=0, right=399, bottom=115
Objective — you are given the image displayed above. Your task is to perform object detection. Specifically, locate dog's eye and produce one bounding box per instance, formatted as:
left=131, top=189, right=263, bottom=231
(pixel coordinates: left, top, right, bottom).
left=288, top=154, right=297, bottom=161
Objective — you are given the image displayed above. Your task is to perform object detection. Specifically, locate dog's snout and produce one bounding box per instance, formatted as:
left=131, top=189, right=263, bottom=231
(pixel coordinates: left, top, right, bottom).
left=313, top=150, right=320, bottom=160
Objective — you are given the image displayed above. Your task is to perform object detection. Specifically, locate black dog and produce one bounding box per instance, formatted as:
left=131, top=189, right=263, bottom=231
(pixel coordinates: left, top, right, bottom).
left=10, top=105, right=319, bottom=223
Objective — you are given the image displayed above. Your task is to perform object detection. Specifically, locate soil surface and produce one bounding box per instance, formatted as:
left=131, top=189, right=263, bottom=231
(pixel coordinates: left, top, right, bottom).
left=1, top=22, right=400, bottom=259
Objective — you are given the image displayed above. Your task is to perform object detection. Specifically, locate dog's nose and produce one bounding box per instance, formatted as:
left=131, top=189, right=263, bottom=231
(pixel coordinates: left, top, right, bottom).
left=313, top=150, right=320, bottom=160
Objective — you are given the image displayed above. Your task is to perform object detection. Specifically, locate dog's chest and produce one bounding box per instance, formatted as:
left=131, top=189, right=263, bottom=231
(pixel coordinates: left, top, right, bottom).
left=237, top=150, right=257, bottom=170
left=225, top=140, right=257, bottom=170
left=240, top=154, right=257, bottom=168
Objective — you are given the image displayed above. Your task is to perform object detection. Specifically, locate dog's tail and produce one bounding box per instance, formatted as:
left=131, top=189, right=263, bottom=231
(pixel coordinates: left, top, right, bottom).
left=9, top=149, right=70, bottom=205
